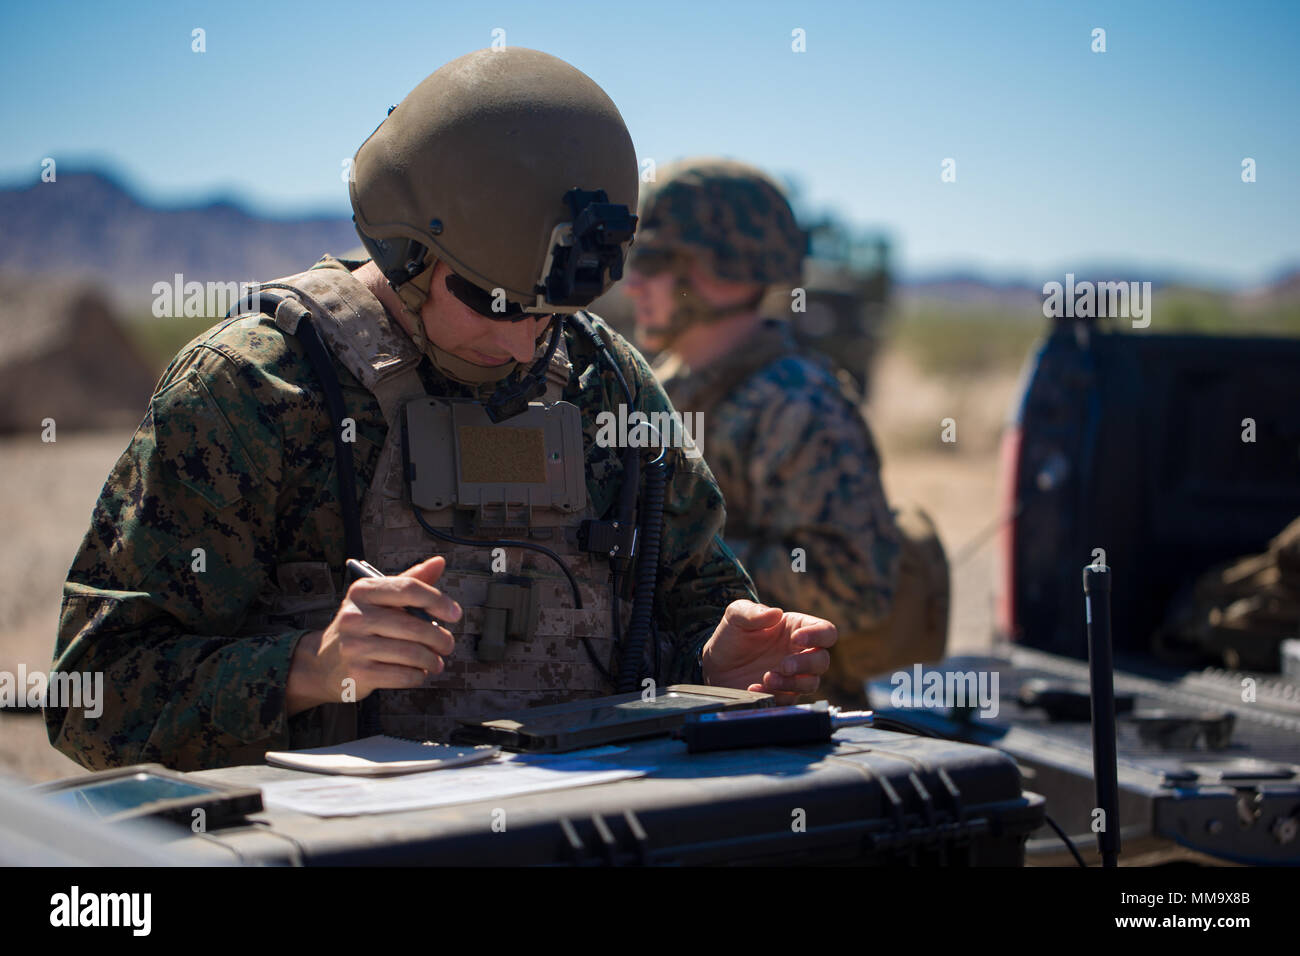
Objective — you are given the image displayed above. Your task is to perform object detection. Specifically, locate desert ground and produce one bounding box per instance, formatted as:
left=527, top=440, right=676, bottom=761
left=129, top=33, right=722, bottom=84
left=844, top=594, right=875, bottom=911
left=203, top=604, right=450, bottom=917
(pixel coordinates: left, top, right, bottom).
left=0, top=344, right=1022, bottom=783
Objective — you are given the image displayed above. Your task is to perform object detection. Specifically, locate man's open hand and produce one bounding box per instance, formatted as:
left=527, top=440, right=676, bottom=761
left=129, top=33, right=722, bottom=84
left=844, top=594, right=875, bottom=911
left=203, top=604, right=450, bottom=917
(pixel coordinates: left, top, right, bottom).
left=700, top=600, right=837, bottom=704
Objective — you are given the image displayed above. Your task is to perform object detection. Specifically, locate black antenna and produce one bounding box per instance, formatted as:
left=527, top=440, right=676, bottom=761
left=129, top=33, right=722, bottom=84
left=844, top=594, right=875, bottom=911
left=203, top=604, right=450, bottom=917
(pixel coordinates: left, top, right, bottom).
left=1084, top=562, right=1120, bottom=867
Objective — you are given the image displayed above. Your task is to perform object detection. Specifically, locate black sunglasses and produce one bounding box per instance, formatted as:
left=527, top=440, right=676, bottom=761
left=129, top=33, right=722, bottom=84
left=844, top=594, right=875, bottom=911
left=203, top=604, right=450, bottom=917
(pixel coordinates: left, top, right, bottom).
left=443, top=271, right=538, bottom=322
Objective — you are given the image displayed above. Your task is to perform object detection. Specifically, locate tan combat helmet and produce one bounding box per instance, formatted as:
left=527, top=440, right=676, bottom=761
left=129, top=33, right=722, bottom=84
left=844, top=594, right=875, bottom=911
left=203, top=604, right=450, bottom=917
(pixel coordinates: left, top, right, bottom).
left=350, top=48, right=638, bottom=321
left=629, top=158, right=807, bottom=343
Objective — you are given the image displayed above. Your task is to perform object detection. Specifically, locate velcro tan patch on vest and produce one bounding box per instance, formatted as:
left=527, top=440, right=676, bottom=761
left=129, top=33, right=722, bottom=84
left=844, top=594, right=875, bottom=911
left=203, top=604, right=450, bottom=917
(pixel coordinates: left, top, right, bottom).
left=458, top=425, right=546, bottom=484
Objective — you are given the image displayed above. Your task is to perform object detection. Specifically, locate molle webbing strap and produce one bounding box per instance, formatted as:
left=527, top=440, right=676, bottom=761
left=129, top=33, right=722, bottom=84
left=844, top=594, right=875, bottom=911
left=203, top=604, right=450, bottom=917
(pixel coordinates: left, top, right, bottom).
left=295, top=315, right=381, bottom=735
left=296, top=317, right=366, bottom=565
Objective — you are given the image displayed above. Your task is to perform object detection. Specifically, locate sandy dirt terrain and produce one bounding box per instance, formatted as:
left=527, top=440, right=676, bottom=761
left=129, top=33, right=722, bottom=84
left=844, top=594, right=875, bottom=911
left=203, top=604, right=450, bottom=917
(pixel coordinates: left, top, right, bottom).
left=1, top=429, right=134, bottom=783
left=0, top=348, right=1019, bottom=783
left=866, top=350, right=1023, bottom=657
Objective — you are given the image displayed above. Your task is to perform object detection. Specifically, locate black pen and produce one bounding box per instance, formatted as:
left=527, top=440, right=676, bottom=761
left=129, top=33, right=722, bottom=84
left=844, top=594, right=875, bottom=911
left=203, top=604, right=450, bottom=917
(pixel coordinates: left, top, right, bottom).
left=345, top=558, right=438, bottom=624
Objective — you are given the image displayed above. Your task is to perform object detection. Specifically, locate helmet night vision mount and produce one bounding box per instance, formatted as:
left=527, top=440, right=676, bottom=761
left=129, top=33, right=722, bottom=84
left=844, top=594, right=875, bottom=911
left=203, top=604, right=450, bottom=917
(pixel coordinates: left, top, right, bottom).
left=538, top=188, right=638, bottom=309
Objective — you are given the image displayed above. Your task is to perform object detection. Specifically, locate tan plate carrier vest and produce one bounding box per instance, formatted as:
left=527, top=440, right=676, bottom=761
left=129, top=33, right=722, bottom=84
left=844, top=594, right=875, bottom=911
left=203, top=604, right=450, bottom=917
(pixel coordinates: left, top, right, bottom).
left=240, top=265, right=629, bottom=742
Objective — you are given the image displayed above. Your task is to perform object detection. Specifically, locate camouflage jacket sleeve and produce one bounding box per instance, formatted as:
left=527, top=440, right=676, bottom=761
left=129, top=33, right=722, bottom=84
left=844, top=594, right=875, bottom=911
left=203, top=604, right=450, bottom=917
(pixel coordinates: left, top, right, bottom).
left=713, top=358, right=901, bottom=636
left=47, top=314, right=378, bottom=772
left=571, top=318, right=758, bottom=684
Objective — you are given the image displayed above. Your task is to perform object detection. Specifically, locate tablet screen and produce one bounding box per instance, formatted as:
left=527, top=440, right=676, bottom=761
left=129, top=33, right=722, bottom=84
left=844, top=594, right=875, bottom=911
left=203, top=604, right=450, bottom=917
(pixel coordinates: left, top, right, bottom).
left=45, top=772, right=217, bottom=819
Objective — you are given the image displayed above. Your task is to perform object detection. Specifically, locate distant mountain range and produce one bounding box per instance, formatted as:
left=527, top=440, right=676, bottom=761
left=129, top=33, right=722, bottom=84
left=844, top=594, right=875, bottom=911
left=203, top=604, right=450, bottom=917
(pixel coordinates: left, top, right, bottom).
left=0, top=170, right=360, bottom=311
left=898, top=267, right=1300, bottom=315
left=1, top=169, right=1296, bottom=313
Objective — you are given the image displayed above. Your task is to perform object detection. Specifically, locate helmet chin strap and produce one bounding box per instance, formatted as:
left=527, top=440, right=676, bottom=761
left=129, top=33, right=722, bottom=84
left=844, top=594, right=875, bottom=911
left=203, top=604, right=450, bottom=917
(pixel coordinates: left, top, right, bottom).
left=394, top=253, right=436, bottom=315
left=429, top=343, right=519, bottom=385
left=393, top=255, right=522, bottom=386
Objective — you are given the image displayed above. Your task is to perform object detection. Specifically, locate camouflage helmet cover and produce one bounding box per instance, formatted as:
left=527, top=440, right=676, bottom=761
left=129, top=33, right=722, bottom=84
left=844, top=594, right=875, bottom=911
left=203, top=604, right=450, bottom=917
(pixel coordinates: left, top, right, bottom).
left=632, top=158, right=806, bottom=286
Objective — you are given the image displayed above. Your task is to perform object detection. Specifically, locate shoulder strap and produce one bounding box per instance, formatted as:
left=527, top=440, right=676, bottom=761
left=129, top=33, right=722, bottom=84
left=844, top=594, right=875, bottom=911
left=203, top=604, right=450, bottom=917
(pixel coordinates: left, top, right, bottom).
left=230, top=289, right=366, bottom=564
left=257, top=266, right=427, bottom=426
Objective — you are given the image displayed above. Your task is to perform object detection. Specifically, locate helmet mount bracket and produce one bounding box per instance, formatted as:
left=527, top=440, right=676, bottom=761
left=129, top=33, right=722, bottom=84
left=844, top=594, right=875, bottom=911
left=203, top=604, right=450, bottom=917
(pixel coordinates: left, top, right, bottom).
left=532, top=188, right=637, bottom=311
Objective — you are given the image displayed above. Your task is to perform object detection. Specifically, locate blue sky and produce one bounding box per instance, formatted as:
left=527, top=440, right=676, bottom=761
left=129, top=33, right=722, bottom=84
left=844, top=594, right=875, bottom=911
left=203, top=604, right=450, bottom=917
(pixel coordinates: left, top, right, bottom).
left=1, top=0, right=1297, bottom=286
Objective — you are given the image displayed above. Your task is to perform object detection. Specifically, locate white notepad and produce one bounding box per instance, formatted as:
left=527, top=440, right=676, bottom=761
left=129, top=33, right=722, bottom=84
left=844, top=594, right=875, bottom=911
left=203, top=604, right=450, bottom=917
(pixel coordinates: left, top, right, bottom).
left=265, top=735, right=500, bottom=776
left=260, top=757, right=646, bottom=817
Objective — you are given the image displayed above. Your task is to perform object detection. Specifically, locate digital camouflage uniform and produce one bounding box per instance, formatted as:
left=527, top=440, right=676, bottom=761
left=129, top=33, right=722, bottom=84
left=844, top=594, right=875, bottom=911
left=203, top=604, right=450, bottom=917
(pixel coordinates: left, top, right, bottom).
left=634, top=159, right=949, bottom=706
left=48, top=255, right=757, bottom=772
left=655, top=320, right=913, bottom=705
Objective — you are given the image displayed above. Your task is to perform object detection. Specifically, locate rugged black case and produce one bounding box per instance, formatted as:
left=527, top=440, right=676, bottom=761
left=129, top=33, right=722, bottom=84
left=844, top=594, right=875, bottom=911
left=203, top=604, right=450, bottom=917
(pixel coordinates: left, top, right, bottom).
left=180, top=726, right=1045, bottom=866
